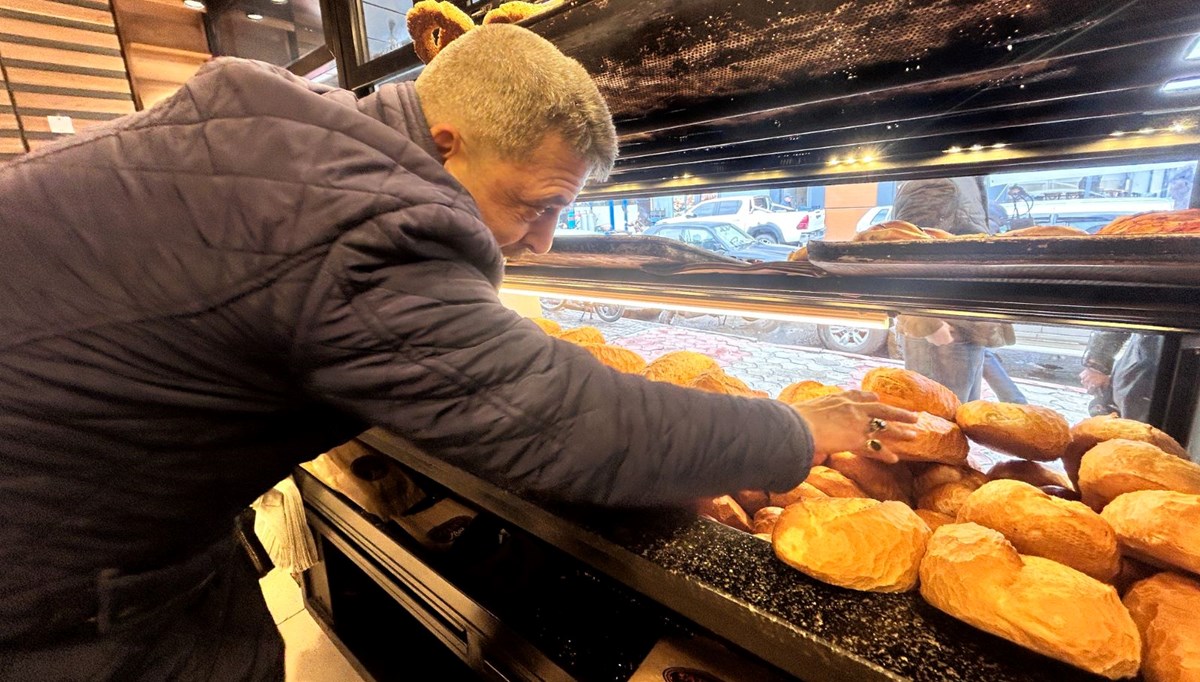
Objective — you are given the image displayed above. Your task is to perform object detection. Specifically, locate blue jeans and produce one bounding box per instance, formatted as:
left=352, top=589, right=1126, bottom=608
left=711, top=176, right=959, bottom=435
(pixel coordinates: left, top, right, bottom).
left=983, top=349, right=1027, bottom=404
left=903, top=336, right=984, bottom=403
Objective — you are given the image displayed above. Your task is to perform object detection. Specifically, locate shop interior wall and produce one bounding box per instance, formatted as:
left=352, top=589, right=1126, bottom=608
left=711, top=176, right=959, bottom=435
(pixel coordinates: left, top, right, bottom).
left=111, top=0, right=209, bottom=109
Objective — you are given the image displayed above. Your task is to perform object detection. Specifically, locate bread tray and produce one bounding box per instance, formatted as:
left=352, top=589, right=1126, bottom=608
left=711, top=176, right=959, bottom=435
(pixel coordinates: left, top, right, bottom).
left=507, top=235, right=825, bottom=276
left=807, top=234, right=1200, bottom=285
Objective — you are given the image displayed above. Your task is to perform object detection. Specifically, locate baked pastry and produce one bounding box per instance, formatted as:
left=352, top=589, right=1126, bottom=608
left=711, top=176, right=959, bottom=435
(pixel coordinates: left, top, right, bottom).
left=996, top=225, right=1089, bottom=237
left=915, top=508, right=956, bottom=532
left=1097, top=208, right=1200, bottom=235
left=689, top=370, right=759, bottom=397
left=773, top=497, right=930, bottom=592
left=919, top=523, right=1142, bottom=679
left=803, top=465, right=869, bottom=498
left=406, top=0, right=475, bottom=63
left=890, top=412, right=970, bottom=465
left=956, top=480, right=1120, bottom=581
left=578, top=343, right=647, bottom=374
left=767, top=481, right=827, bottom=507
left=529, top=317, right=562, bottom=335
left=986, top=459, right=1073, bottom=490
left=734, top=489, right=771, bottom=516
left=853, top=220, right=932, bottom=242
left=753, top=506, right=784, bottom=535
left=913, top=463, right=987, bottom=497
left=696, top=495, right=752, bottom=533
left=921, top=227, right=955, bottom=239
left=1123, top=572, right=1200, bottom=682
left=786, top=246, right=809, bottom=262
left=862, top=367, right=960, bottom=420
left=1102, top=490, right=1200, bottom=576
left=556, top=325, right=605, bottom=345
left=955, top=401, right=1070, bottom=462
left=1078, top=439, right=1200, bottom=510
left=1065, top=415, right=1187, bottom=487
left=917, top=480, right=977, bottom=517
left=827, top=451, right=914, bottom=504
left=776, top=379, right=842, bottom=404
left=482, top=0, right=560, bottom=24
left=643, top=350, right=721, bottom=385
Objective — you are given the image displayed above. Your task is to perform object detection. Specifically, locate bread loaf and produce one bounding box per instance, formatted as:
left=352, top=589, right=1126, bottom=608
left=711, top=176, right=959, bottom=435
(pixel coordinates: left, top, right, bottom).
left=862, top=367, right=960, bottom=420
left=753, top=506, right=784, bottom=535
left=777, top=379, right=842, bottom=404
left=918, top=481, right=978, bottom=517
left=956, top=401, right=1070, bottom=462
left=1102, top=490, right=1200, bottom=576
left=690, top=370, right=763, bottom=397
left=787, top=246, right=809, bottom=262
left=643, top=350, right=721, bottom=385
left=804, top=466, right=869, bottom=499
left=1123, top=572, right=1200, bottom=682
left=529, top=317, right=562, bottom=335
left=996, top=225, right=1089, bottom=237
left=767, top=482, right=828, bottom=507
left=578, top=343, right=647, bottom=374
left=556, top=325, right=605, bottom=344
left=773, top=497, right=930, bottom=592
left=957, top=480, right=1120, bottom=581
left=1097, top=208, right=1200, bottom=235
left=854, top=220, right=932, bottom=242
left=913, top=463, right=987, bottom=498
left=890, top=412, right=970, bottom=465
left=1078, top=439, right=1200, bottom=510
left=987, top=459, right=1073, bottom=491
left=915, top=508, right=956, bottom=532
left=1066, top=415, right=1188, bottom=487
left=827, top=452, right=914, bottom=504
left=734, top=489, right=771, bottom=516
left=696, top=495, right=752, bottom=533
left=921, top=227, right=955, bottom=239
left=919, top=523, right=1142, bottom=679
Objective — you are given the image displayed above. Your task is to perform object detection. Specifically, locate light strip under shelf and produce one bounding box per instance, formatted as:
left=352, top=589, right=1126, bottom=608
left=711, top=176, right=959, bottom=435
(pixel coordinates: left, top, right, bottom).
left=501, top=285, right=892, bottom=329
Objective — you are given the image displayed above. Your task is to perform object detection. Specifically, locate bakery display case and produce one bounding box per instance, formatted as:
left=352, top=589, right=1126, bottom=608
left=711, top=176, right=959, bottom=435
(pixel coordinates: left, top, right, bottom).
left=292, top=0, right=1200, bottom=679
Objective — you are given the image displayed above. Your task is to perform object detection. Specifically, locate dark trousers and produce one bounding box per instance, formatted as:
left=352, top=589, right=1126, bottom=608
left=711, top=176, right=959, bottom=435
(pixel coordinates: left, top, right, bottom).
left=0, top=536, right=284, bottom=682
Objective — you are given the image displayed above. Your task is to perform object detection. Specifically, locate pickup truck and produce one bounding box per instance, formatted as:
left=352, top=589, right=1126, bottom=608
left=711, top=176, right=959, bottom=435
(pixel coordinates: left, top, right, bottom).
left=656, top=196, right=826, bottom=244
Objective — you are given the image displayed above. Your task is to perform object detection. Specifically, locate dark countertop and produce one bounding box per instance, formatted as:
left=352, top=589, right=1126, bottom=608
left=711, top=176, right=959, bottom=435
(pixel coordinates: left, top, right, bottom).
left=358, top=429, right=1124, bottom=682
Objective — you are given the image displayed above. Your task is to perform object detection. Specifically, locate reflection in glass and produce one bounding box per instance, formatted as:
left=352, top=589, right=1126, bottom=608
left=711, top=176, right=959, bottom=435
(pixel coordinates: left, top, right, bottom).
left=206, top=0, right=325, bottom=66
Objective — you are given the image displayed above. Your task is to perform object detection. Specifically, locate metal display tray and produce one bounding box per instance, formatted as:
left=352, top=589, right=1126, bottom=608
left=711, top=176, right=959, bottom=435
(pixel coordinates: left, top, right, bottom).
left=356, top=429, right=1125, bottom=682
left=808, top=234, right=1200, bottom=284
left=507, top=235, right=824, bottom=276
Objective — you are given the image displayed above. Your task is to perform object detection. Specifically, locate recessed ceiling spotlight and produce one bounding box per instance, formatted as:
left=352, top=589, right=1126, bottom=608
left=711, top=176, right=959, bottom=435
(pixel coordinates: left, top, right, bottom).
left=969, top=144, right=984, bottom=151
left=246, top=11, right=264, bottom=20
left=1110, top=131, right=1126, bottom=137
left=1162, top=76, right=1200, bottom=94
left=270, top=0, right=288, bottom=4
left=946, top=146, right=962, bottom=154
left=1137, top=127, right=1156, bottom=134
left=182, top=0, right=205, bottom=9
left=992, top=143, right=1007, bottom=149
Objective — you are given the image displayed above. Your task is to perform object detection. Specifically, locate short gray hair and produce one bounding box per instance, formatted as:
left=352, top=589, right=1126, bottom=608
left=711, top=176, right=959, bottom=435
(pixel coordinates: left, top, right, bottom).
left=414, top=24, right=618, bottom=180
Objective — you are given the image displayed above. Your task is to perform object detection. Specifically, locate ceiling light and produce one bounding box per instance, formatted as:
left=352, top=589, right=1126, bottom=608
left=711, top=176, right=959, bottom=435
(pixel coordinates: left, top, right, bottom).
left=246, top=12, right=264, bottom=20
left=1162, top=76, right=1200, bottom=93
left=861, top=154, right=875, bottom=163
left=992, top=143, right=1007, bottom=149
left=828, top=157, right=841, bottom=166
left=969, top=144, right=984, bottom=151
left=1137, top=127, right=1156, bottom=134
left=846, top=157, right=858, bottom=164
left=1110, top=131, right=1125, bottom=137
left=1169, top=121, right=1193, bottom=133
left=270, top=0, right=287, bottom=3
left=182, top=0, right=205, bottom=8
left=946, top=146, right=962, bottom=154
left=1187, top=36, right=1200, bottom=60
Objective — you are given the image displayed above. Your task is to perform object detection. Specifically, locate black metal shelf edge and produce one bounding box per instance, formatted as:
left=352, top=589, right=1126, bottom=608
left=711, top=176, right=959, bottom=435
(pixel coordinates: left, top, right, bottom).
left=356, top=430, right=1119, bottom=682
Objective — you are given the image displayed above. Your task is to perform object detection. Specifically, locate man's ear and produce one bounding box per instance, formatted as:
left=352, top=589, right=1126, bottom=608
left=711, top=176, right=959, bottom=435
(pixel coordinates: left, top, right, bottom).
left=429, top=123, right=465, bottom=164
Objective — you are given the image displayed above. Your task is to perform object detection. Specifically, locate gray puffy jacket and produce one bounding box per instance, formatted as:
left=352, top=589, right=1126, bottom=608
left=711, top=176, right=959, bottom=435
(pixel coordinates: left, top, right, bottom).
left=0, top=59, right=811, bottom=640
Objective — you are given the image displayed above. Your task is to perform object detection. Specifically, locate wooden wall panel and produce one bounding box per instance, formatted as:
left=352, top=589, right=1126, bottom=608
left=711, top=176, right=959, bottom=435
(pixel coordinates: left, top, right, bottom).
left=0, top=0, right=136, bottom=155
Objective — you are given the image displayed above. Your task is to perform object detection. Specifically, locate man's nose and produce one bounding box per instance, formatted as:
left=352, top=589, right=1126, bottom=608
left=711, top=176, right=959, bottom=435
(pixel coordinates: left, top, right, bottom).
left=524, top=225, right=555, bottom=254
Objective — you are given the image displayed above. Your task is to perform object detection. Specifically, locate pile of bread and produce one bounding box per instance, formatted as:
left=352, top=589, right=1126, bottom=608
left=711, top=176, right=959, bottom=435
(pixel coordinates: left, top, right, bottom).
left=787, top=208, right=1200, bottom=261
left=537, top=318, right=1199, bottom=680
left=703, top=366, right=1198, bottom=681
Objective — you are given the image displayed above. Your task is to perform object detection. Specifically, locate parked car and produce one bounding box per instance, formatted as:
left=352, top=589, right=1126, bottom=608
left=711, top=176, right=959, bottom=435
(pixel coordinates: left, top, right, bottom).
left=855, top=205, right=892, bottom=232
left=643, top=220, right=796, bottom=262
left=657, top=196, right=825, bottom=245
left=1002, top=196, right=1175, bottom=233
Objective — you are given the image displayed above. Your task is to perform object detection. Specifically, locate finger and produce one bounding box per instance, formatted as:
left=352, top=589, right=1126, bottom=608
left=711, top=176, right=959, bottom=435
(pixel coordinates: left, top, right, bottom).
left=878, top=424, right=920, bottom=441
left=839, top=390, right=877, bottom=402
left=868, top=404, right=920, bottom=423
left=851, top=442, right=900, bottom=464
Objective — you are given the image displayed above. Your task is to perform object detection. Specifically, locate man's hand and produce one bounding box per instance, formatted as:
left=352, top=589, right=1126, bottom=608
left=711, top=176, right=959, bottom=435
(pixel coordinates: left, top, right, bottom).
left=791, top=390, right=920, bottom=465
left=925, top=322, right=956, bottom=347
left=1079, top=367, right=1111, bottom=391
